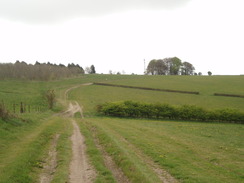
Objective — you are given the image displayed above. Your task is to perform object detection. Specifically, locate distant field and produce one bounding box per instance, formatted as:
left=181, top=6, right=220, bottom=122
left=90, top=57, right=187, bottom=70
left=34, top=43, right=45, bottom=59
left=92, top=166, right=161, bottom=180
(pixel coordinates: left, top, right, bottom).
left=69, top=75, right=244, bottom=114
left=2, top=75, right=243, bottom=113
left=104, top=75, right=244, bottom=96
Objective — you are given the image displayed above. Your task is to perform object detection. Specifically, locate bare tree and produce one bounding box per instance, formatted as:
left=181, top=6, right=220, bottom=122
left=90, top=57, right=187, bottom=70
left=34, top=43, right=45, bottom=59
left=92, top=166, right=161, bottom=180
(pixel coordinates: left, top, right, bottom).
left=0, top=61, right=84, bottom=80
left=45, top=90, right=56, bottom=109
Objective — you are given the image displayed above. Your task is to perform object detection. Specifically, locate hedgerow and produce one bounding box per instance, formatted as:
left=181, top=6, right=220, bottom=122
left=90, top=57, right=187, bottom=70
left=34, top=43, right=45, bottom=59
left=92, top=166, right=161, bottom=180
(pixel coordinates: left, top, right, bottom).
left=93, top=82, right=200, bottom=95
left=97, top=101, right=244, bottom=124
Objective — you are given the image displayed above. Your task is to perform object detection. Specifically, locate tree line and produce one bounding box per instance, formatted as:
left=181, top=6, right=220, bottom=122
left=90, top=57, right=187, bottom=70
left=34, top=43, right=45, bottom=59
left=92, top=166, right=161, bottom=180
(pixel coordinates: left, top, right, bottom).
left=0, top=61, right=84, bottom=80
left=146, top=57, right=195, bottom=75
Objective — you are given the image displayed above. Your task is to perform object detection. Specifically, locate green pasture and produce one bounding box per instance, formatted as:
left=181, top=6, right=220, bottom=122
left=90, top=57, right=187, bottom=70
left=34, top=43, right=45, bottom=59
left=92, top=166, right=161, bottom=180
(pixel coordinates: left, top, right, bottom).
left=2, top=74, right=244, bottom=114
left=69, top=77, right=244, bottom=114
left=0, top=74, right=126, bottom=112
left=81, top=117, right=244, bottom=183
left=105, top=75, right=244, bottom=96
left=1, top=74, right=244, bottom=183
left=68, top=74, right=244, bottom=182
left=0, top=113, right=73, bottom=183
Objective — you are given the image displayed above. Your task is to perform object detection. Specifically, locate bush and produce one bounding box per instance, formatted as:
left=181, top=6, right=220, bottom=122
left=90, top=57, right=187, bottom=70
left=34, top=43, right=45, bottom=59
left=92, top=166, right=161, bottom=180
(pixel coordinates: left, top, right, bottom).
left=99, top=102, right=127, bottom=117
left=97, top=101, right=244, bottom=124
left=153, top=103, right=176, bottom=119
left=0, top=102, right=11, bottom=120
left=214, top=109, right=244, bottom=123
left=44, top=90, right=56, bottom=109
left=177, top=105, right=208, bottom=121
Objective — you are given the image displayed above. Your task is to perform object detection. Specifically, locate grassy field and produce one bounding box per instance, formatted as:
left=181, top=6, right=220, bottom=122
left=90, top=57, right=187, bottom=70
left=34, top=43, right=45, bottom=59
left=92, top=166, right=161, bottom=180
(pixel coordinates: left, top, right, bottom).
left=69, top=75, right=244, bottom=115
left=0, top=113, right=73, bottom=183
left=104, top=75, right=244, bottom=96
left=0, top=74, right=244, bottom=182
left=69, top=74, right=244, bottom=182
left=79, top=117, right=244, bottom=183
left=0, top=77, right=78, bottom=182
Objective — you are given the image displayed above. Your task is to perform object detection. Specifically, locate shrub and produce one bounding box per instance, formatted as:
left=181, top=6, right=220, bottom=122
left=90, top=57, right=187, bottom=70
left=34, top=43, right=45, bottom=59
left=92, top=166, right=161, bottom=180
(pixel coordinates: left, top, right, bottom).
left=97, top=101, right=244, bottom=124
left=153, top=103, right=176, bottom=119
left=214, top=109, right=244, bottom=123
left=44, top=90, right=56, bottom=109
left=177, top=105, right=208, bottom=121
left=0, top=102, right=11, bottom=120
left=124, top=101, right=141, bottom=117
left=99, top=102, right=127, bottom=117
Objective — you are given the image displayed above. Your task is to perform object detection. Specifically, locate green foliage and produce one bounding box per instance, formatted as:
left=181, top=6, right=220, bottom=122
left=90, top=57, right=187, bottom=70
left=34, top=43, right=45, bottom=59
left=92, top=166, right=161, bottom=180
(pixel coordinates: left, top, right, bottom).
left=98, top=101, right=244, bottom=123
left=170, top=57, right=182, bottom=75
left=181, top=61, right=195, bottom=75
left=146, top=57, right=188, bottom=75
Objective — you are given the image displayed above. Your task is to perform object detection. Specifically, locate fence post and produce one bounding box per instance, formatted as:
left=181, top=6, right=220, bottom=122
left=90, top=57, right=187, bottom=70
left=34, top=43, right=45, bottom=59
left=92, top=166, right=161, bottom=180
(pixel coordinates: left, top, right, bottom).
left=13, top=103, right=16, bottom=113
left=20, top=102, right=24, bottom=113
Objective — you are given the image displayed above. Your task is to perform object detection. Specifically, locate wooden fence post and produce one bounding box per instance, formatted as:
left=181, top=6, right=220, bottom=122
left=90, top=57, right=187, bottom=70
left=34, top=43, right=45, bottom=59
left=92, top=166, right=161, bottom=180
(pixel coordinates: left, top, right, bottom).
left=20, top=102, right=24, bottom=113
left=13, top=103, right=16, bottom=113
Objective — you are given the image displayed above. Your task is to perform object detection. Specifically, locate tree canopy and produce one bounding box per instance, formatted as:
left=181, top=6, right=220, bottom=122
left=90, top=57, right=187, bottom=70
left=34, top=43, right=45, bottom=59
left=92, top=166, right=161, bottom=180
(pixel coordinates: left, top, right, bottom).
left=90, top=65, right=96, bottom=74
left=146, top=57, right=195, bottom=75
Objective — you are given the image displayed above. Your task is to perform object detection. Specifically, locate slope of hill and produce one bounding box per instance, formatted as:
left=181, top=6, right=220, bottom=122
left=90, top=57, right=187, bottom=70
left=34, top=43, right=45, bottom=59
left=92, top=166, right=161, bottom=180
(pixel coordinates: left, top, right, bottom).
left=0, top=74, right=243, bottom=183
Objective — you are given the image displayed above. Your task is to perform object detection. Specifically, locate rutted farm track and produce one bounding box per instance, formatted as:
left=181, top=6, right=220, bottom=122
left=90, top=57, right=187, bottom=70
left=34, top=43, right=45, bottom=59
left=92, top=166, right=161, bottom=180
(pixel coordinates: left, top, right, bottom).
left=57, top=83, right=177, bottom=183
left=1, top=75, right=243, bottom=183
left=69, top=119, right=96, bottom=183
left=2, top=83, right=178, bottom=183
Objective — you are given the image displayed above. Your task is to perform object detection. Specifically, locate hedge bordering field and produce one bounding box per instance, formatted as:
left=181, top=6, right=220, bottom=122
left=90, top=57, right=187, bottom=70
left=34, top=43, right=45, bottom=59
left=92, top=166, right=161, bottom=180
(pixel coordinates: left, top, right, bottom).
left=93, top=82, right=200, bottom=95
left=97, top=101, right=244, bottom=124
left=214, top=93, right=244, bottom=98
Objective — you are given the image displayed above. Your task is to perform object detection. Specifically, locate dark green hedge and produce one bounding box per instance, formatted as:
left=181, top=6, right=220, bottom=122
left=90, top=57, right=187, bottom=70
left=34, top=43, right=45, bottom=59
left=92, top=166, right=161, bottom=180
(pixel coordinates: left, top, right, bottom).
left=97, top=101, right=244, bottom=124
left=93, top=83, right=200, bottom=95
left=214, top=93, right=244, bottom=98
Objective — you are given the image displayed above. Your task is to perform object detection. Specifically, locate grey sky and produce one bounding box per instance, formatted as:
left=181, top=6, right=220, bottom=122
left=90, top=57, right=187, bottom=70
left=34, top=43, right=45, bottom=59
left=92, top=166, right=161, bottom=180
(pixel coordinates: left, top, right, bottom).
left=0, top=0, right=244, bottom=75
left=0, top=0, right=190, bottom=23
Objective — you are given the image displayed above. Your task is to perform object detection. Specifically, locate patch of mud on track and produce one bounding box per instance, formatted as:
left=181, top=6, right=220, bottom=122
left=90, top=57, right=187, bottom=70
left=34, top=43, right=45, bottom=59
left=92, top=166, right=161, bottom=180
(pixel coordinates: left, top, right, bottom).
left=62, top=102, right=83, bottom=118
left=69, top=120, right=96, bottom=183
left=40, top=134, right=60, bottom=183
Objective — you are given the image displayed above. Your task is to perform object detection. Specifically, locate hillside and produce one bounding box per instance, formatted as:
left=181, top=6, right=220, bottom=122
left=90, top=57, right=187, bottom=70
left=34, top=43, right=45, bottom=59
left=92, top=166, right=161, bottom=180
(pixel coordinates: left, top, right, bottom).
left=0, top=74, right=243, bottom=183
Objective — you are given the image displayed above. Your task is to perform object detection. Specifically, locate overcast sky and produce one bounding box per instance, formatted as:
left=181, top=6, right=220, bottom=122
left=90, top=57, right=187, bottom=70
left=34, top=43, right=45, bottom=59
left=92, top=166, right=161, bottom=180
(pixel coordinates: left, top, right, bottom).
left=0, top=0, right=243, bottom=75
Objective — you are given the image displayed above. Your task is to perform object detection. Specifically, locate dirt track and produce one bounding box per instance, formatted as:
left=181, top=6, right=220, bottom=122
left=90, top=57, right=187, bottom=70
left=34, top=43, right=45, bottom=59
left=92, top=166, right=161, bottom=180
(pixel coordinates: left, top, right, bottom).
left=64, top=84, right=96, bottom=183
left=40, top=83, right=177, bottom=183
left=63, top=101, right=83, bottom=118
left=69, top=119, right=96, bottom=183
left=39, top=134, right=60, bottom=183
